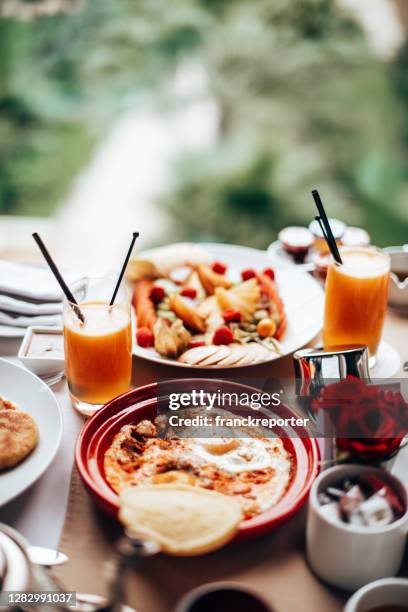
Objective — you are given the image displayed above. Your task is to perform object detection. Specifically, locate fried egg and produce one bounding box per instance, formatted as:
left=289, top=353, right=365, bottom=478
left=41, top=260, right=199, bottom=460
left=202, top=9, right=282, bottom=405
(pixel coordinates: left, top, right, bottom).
left=190, top=437, right=273, bottom=473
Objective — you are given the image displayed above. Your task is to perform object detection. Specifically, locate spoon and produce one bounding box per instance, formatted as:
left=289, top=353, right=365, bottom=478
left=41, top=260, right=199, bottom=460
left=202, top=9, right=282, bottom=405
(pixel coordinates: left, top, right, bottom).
left=27, top=544, right=69, bottom=567
left=97, top=534, right=159, bottom=612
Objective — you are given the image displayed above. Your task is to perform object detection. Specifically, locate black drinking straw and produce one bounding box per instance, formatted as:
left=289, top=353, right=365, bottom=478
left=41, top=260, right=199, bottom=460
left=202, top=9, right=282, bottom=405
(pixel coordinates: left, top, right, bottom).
left=32, top=232, right=85, bottom=324
left=109, top=232, right=139, bottom=306
left=315, top=216, right=330, bottom=248
left=311, top=189, right=343, bottom=264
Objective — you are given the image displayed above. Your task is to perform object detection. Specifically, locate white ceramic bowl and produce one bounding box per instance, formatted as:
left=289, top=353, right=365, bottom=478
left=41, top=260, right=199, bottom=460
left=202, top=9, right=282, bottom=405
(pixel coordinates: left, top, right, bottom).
left=18, top=326, right=64, bottom=376
left=306, top=464, right=408, bottom=591
left=344, top=577, right=408, bottom=612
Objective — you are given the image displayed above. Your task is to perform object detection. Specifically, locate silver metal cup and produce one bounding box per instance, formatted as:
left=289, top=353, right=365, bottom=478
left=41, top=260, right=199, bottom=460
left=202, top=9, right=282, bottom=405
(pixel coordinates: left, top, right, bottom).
left=293, top=344, right=370, bottom=399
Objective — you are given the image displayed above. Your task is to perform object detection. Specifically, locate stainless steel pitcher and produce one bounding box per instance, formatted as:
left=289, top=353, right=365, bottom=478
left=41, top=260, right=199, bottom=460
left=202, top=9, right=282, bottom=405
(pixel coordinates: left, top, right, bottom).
left=293, top=344, right=370, bottom=399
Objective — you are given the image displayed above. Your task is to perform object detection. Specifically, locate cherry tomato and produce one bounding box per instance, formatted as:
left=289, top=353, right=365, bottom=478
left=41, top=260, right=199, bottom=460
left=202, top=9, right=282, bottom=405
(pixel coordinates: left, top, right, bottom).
left=149, top=286, right=165, bottom=303
left=180, top=287, right=197, bottom=299
left=212, top=261, right=227, bottom=274
left=241, top=268, right=256, bottom=281
left=136, top=327, right=154, bottom=348
left=263, top=267, right=275, bottom=281
left=223, top=308, right=241, bottom=323
left=213, top=326, right=234, bottom=345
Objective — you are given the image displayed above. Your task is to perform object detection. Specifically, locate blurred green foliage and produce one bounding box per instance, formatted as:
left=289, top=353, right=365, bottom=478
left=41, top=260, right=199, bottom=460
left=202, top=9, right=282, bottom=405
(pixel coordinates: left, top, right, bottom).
left=0, top=0, right=407, bottom=248
left=157, top=0, right=408, bottom=247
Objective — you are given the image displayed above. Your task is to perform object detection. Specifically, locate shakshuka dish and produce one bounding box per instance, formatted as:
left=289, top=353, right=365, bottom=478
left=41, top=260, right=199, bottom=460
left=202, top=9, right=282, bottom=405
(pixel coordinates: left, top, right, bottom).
left=104, top=418, right=293, bottom=520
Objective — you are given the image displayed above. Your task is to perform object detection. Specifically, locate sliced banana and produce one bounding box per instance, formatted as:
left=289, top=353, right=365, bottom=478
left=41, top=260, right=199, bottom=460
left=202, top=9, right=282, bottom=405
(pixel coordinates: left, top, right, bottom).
left=217, top=344, right=248, bottom=366
left=199, top=346, right=231, bottom=366
left=179, top=345, right=220, bottom=365
left=234, top=343, right=262, bottom=366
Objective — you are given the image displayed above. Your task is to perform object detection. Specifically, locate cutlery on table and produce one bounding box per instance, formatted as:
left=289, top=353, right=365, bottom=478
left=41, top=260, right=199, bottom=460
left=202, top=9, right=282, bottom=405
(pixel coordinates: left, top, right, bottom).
left=95, top=534, right=158, bottom=612
left=27, top=544, right=69, bottom=567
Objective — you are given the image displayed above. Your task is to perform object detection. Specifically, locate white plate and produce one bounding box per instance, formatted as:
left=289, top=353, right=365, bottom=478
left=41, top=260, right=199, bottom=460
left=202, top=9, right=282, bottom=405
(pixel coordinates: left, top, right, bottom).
left=133, top=243, right=324, bottom=368
left=0, top=359, right=62, bottom=506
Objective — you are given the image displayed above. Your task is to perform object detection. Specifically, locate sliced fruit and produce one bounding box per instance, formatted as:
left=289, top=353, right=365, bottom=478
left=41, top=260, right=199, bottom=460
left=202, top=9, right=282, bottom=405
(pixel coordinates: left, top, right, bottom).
left=257, top=272, right=287, bottom=340
left=179, top=345, right=221, bottom=365
left=216, top=344, right=248, bottom=366
left=234, top=343, right=269, bottom=366
left=168, top=294, right=206, bottom=333
left=139, top=243, right=210, bottom=278
left=199, top=346, right=231, bottom=366
left=133, top=280, right=157, bottom=330
left=196, top=264, right=232, bottom=295
left=215, top=278, right=260, bottom=321
left=177, top=341, right=278, bottom=367
left=184, top=270, right=206, bottom=301
left=127, top=258, right=159, bottom=282
left=153, top=318, right=191, bottom=358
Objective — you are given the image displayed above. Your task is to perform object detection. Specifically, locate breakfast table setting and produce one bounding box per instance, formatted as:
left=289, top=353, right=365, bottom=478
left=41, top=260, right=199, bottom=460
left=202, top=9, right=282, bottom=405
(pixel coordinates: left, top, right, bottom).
left=0, top=193, right=408, bottom=612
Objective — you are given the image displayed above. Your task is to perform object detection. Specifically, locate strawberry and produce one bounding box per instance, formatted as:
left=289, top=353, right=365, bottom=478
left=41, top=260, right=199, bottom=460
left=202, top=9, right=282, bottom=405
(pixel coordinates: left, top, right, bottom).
left=223, top=308, right=241, bottom=323
left=212, top=261, right=227, bottom=274
left=188, top=339, right=206, bottom=349
left=136, top=327, right=154, bottom=348
left=241, top=268, right=256, bottom=281
left=213, top=326, right=234, bottom=345
left=180, top=287, right=197, bottom=299
left=263, top=267, right=275, bottom=281
left=149, top=286, right=165, bottom=303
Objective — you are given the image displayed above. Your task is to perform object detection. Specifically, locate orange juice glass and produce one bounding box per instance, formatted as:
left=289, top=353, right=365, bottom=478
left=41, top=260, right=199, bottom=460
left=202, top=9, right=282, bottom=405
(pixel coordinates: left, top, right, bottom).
left=63, top=277, right=132, bottom=415
left=323, top=246, right=390, bottom=366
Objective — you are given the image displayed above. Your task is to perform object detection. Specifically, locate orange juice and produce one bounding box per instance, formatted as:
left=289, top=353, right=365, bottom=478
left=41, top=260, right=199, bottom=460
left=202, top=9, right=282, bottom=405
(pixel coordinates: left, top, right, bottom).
left=323, top=247, right=389, bottom=361
left=64, top=301, right=132, bottom=410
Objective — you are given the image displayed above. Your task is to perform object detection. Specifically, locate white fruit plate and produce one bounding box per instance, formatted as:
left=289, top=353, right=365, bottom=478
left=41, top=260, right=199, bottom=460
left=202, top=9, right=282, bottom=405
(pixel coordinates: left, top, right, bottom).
left=132, top=243, right=324, bottom=369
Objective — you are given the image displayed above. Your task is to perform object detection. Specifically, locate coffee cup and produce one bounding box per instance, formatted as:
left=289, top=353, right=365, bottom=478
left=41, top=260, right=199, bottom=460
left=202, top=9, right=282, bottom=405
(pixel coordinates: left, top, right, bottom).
left=344, top=577, right=408, bottom=612
left=174, top=582, right=273, bottom=612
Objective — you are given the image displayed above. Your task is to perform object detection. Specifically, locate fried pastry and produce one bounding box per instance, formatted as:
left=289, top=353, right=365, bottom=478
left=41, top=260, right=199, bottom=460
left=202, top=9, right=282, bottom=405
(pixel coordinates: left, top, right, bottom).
left=0, top=409, right=38, bottom=470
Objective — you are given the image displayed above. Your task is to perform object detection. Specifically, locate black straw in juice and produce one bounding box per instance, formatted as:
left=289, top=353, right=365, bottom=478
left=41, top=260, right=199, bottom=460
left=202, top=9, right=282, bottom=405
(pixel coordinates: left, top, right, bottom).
left=32, top=232, right=85, bottom=323
left=110, top=232, right=139, bottom=306
left=311, top=189, right=343, bottom=264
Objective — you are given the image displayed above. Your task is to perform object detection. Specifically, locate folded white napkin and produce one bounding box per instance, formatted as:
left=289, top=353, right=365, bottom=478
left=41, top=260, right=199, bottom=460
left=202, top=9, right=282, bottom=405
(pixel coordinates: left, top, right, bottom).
left=0, top=294, right=62, bottom=315
left=0, top=311, right=62, bottom=328
left=0, top=260, right=82, bottom=302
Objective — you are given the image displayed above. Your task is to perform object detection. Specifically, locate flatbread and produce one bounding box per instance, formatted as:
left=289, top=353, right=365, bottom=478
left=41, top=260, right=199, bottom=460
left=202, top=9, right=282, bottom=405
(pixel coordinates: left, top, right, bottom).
left=119, top=483, right=242, bottom=556
left=0, top=409, right=38, bottom=470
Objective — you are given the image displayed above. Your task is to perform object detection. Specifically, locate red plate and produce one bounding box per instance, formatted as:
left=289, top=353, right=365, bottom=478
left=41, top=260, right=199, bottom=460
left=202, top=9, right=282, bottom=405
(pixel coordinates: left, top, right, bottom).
left=76, top=379, right=320, bottom=540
